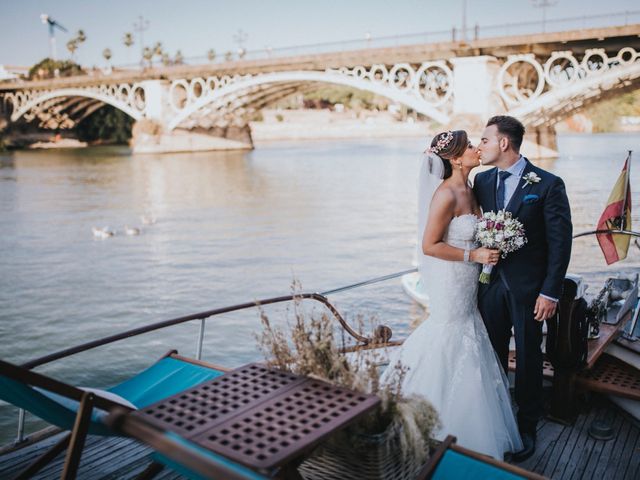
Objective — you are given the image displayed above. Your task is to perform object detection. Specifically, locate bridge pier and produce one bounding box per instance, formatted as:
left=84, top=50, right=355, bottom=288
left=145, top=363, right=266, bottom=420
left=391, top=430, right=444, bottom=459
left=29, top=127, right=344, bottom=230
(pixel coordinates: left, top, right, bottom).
left=526, top=126, right=557, bottom=151
left=449, top=56, right=502, bottom=131
left=130, top=124, right=253, bottom=154
left=524, top=125, right=558, bottom=159
left=130, top=80, right=254, bottom=154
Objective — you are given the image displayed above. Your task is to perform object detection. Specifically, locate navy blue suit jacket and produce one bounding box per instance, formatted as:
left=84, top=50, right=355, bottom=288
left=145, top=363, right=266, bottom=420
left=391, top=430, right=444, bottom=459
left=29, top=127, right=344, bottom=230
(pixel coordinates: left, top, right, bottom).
left=473, top=158, right=573, bottom=304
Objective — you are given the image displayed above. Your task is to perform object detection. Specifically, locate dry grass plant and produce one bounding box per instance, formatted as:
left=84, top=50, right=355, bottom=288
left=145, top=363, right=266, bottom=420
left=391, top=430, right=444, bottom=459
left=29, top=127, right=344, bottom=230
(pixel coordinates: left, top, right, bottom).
left=255, top=284, right=440, bottom=464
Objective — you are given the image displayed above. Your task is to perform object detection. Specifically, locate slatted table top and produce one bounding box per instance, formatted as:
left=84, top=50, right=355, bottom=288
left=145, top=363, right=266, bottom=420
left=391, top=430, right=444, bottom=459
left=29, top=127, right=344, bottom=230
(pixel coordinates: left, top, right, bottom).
left=134, top=363, right=380, bottom=471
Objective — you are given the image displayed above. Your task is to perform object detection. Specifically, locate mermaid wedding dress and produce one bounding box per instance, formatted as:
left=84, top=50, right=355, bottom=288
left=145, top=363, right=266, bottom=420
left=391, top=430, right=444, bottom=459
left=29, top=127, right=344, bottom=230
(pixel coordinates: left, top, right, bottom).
left=382, top=213, right=523, bottom=459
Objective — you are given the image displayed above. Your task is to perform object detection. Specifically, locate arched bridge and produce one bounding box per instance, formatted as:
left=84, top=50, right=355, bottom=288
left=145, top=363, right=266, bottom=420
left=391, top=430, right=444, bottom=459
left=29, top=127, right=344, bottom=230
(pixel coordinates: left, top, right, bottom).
left=1, top=23, right=639, bottom=152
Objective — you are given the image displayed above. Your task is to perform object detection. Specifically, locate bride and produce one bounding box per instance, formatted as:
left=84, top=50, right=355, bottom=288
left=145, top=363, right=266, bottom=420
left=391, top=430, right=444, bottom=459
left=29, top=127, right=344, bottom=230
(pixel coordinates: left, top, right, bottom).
left=382, top=130, right=523, bottom=459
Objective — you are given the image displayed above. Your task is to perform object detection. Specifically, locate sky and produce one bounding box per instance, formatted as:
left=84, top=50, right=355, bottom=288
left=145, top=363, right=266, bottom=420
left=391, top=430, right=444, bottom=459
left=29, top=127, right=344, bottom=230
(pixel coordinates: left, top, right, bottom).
left=0, top=0, right=639, bottom=67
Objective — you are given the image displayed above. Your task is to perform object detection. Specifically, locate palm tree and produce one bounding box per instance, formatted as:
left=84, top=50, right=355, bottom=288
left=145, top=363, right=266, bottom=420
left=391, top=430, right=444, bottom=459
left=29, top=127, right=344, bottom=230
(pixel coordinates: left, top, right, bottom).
left=224, top=51, right=233, bottom=62
left=66, top=40, right=78, bottom=59
left=66, top=30, right=86, bottom=60
left=102, top=48, right=113, bottom=74
left=207, top=48, right=216, bottom=62
left=123, top=32, right=134, bottom=48
left=174, top=50, right=184, bottom=65
left=142, top=46, right=154, bottom=68
left=153, top=42, right=163, bottom=58
left=123, top=32, right=134, bottom=65
left=161, top=52, right=171, bottom=66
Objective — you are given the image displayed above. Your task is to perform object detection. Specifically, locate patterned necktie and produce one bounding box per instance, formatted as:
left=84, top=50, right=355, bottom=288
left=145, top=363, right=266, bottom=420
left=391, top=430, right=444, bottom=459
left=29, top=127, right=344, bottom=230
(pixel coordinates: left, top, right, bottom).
left=496, top=171, right=512, bottom=210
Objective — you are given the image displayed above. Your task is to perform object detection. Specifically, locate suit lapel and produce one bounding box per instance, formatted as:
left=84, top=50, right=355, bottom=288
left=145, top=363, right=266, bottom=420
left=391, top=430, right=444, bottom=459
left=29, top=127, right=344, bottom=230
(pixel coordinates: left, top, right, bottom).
left=506, top=159, right=534, bottom=216
left=486, top=168, right=498, bottom=212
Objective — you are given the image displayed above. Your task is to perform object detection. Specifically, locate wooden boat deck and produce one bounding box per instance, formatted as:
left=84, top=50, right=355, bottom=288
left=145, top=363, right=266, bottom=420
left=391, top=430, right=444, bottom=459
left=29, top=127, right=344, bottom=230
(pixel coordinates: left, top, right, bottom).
left=0, top=397, right=638, bottom=479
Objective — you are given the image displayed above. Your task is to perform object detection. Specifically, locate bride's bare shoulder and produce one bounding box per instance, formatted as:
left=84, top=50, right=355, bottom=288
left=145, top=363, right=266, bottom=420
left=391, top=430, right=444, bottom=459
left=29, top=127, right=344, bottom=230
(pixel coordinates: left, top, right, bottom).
left=430, top=184, right=457, bottom=215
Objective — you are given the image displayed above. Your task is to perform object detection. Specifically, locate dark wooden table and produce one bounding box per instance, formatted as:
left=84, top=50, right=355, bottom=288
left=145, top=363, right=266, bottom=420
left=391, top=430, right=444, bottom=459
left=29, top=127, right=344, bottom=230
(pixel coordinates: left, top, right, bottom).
left=129, top=363, right=381, bottom=478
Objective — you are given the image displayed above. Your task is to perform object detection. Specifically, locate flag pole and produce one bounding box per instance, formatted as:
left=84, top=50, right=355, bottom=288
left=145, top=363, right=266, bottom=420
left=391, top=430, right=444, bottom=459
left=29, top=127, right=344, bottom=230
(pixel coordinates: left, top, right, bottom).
left=619, top=150, right=632, bottom=230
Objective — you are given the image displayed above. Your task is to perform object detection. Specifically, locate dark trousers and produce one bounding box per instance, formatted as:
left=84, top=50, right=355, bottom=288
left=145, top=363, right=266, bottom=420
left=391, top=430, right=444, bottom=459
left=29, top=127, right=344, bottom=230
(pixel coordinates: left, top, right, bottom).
left=478, top=276, right=544, bottom=435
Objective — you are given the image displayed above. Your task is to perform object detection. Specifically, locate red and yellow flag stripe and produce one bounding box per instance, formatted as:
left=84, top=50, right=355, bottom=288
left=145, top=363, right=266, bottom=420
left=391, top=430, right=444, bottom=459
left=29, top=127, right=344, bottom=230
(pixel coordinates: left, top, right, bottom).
left=596, top=158, right=632, bottom=265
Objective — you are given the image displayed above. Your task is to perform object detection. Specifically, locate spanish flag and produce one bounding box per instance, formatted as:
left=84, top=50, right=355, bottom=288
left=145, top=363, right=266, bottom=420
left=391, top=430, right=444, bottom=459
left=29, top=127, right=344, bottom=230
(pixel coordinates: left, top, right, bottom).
left=596, top=153, right=632, bottom=265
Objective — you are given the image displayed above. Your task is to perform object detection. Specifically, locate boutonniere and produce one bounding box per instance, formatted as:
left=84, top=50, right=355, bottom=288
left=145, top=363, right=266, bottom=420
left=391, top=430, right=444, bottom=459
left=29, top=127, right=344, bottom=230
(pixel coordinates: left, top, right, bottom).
left=521, top=172, right=541, bottom=188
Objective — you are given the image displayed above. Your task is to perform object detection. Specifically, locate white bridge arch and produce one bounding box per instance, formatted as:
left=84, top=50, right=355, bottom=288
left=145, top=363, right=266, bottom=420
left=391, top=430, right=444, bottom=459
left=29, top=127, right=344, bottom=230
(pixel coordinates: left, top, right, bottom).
left=499, top=47, right=640, bottom=127
left=5, top=85, right=146, bottom=124
left=166, top=65, right=453, bottom=131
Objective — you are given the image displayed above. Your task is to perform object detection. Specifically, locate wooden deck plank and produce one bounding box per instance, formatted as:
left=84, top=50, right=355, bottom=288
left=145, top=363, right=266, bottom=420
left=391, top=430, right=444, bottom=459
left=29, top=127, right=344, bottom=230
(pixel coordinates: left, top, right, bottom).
left=582, top=411, right=625, bottom=480
left=560, top=406, right=600, bottom=480
left=517, top=417, right=565, bottom=473
left=39, top=437, right=149, bottom=479
left=618, top=424, right=639, bottom=480
left=550, top=406, right=592, bottom=479
left=33, top=436, right=124, bottom=479
left=623, top=429, right=640, bottom=480
left=601, top=418, right=631, bottom=480
left=0, top=432, right=68, bottom=471
left=589, top=412, right=628, bottom=480
left=2, top=435, right=103, bottom=479
left=97, top=456, right=153, bottom=480
left=76, top=439, right=151, bottom=480
left=594, top=416, right=629, bottom=480
left=543, top=408, right=589, bottom=478
left=564, top=406, right=604, bottom=480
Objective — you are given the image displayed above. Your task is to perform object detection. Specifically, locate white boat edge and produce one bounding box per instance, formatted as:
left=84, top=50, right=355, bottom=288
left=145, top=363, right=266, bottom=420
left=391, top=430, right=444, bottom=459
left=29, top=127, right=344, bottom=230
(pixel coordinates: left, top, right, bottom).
left=401, top=271, right=429, bottom=308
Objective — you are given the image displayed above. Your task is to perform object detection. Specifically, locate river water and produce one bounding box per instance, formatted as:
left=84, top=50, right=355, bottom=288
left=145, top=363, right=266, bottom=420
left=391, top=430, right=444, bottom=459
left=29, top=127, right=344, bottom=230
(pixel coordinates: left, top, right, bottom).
left=1, top=133, right=639, bottom=444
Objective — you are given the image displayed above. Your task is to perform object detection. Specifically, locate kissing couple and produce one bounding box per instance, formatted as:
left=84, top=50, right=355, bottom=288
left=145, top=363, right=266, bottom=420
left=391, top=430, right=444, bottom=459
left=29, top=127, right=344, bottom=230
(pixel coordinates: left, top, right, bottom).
left=381, top=115, right=573, bottom=461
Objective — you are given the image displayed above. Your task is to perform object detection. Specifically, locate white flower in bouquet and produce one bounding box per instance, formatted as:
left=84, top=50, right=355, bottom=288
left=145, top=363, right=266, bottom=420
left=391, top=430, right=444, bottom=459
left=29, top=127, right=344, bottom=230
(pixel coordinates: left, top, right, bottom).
left=474, top=210, right=527, bottom=284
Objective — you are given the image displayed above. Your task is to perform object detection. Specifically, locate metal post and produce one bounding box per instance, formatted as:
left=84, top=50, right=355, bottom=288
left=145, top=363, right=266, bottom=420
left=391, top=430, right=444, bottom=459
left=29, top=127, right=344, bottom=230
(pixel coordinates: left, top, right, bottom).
left=619, top=151, right=631, bottom=230
left=461, top=0, right=468, bottom=41
left=16, top=408, right=25, bottom=443
left=627, top=296, right=640, bottom=341
left=451, top=27, right=457, bottom=42
left=195, top=318, right=206, bottom=360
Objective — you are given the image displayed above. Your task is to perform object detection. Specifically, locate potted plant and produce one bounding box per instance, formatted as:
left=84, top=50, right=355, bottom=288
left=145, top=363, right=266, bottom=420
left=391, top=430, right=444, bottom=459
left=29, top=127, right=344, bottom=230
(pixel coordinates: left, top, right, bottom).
left=256, top=295, right=440, bottom=479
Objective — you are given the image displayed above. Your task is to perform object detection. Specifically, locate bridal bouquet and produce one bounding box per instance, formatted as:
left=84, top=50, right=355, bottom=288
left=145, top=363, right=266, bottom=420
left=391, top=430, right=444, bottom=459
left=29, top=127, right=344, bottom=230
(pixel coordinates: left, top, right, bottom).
left=475, top=210, right=527, bottom=284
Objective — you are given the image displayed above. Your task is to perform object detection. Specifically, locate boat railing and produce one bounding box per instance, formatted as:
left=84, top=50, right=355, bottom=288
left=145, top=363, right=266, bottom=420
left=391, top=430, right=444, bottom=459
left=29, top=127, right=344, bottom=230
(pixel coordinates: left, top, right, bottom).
left=10, top=267, right=416, bottom=444
left=8, top=229, right=640, bottom=444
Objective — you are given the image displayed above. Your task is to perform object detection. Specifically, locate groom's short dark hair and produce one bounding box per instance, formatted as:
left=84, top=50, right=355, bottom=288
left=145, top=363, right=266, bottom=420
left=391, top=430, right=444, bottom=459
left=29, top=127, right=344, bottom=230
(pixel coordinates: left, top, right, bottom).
left=487, top=116, right=525, bottom=152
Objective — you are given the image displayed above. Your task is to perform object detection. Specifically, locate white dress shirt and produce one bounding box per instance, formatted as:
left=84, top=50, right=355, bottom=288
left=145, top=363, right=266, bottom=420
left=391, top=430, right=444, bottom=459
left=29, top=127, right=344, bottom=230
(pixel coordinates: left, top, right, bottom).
left=495, top=155, right=527, bottom=208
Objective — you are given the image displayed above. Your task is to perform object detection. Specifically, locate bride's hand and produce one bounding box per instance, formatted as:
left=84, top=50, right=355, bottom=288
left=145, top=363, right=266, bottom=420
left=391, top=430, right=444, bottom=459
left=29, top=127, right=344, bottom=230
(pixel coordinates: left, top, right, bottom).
left=470, top=248, right=500, bottom=265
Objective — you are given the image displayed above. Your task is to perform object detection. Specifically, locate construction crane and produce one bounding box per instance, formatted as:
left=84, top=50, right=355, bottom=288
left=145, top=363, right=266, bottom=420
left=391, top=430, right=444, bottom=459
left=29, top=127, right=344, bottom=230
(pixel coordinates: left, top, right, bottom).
left=40, top=14, right=68, bottom=60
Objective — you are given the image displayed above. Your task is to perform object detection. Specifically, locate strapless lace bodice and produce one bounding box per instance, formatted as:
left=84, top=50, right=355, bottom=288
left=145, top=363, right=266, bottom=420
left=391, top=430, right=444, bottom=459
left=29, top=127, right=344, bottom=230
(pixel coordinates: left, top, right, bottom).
left=422, top=214, right=481, bottom=321
left=444, top=213, right=478, bottom=249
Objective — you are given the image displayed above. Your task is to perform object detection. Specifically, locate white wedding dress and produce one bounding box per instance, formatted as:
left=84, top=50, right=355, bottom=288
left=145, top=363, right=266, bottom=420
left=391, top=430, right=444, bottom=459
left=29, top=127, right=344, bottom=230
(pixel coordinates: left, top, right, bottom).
left=382, top=213, right=523, bottom=459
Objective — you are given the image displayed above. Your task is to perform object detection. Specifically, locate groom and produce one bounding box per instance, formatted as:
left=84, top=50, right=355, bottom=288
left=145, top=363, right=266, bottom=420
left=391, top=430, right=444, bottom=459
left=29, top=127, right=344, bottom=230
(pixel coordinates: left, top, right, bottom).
left=474, top=116, right=572, bottom=461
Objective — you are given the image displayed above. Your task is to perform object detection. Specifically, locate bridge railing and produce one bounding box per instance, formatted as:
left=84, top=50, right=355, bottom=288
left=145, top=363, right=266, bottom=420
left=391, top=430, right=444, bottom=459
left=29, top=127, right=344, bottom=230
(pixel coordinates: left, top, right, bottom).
left=109, top=9, right=640, bottom=71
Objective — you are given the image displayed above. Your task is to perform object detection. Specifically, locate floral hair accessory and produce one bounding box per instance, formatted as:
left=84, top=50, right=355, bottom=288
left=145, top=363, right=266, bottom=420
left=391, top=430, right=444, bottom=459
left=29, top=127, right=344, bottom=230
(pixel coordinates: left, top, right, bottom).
left=429, top=131, right=454, bottom=155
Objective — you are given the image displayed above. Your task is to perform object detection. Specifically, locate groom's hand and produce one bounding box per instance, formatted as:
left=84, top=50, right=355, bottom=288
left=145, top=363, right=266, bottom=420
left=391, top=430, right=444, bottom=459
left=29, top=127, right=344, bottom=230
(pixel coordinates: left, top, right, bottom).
left=534, top=296, right=557, bottom=321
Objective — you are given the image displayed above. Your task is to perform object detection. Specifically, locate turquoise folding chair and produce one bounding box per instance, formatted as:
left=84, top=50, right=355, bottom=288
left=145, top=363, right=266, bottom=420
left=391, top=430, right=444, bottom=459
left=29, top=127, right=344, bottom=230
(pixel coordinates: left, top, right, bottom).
left=417, top=435, right=547, bottom=480
left=0, top=351, right=227, bottom=479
